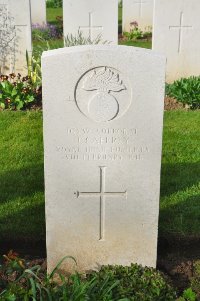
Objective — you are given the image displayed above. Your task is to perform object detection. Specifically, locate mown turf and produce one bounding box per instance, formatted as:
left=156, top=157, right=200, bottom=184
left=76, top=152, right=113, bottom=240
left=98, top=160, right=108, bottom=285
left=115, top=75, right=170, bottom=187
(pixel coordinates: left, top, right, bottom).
left=0, top=112, right=45, bottom=243
left=0, top=111, right=199, bottom=243
left=46, top=7, right=62, bottom=24
left=160, top=111, right=200, bottom=238
left=119, top=40, right=151, bottom=49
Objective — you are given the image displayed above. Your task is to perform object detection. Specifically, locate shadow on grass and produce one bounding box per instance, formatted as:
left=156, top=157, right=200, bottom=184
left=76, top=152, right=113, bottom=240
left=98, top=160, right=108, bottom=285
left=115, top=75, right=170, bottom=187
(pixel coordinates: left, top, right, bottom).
left=158, top=193, right=200, bottom=274
left=0, top=200, right=45, bottom=247
left=0, top=164, right=45, bottom=248
left=0, top=164, right=44, bottom=204
left=161, top=162, right=200, bottom=197
left=159, top=193, right=200, bottom=234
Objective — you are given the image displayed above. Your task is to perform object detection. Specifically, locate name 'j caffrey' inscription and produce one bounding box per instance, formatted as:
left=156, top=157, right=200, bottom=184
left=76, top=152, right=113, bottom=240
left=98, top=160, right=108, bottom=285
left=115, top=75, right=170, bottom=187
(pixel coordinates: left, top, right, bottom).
left=56, top=127, right=150, bottom=161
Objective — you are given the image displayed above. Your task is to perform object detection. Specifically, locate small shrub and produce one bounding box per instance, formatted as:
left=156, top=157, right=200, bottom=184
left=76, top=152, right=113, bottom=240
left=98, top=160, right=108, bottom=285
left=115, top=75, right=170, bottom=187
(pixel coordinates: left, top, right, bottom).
left=123, top=21, right=152, bottom=41
left=166, top=76, right=200, bottom=109
left=87, top=264, right=177, bottom=301
left=0, top=73, right=41, bottom=110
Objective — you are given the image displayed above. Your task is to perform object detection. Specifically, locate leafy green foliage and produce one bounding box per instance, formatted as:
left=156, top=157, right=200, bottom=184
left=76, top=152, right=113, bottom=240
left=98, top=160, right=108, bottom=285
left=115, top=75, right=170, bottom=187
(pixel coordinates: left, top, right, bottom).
left=166, top=77, right=200, bottom=109
left=87, top=264, right=176, bottom=301
left=177, top=288, right=197, bottom=301
left=0, top=253, right=177, bottom=301
left=182, top=288, right=196, bottom=301
left=0, top=74, right=41, bottom=110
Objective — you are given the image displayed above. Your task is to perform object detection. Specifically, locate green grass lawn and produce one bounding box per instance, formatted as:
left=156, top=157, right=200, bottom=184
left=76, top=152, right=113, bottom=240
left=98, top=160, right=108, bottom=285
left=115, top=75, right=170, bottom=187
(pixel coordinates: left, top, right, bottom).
left=0, top=112, right=45, bottom=243
left=0, top=111, right=199, bottom=243
left=46, top=7, right=62, bottom=24
left=118, top=40, right=151, bottom=49
left=160, top=111, right=200, bottom=238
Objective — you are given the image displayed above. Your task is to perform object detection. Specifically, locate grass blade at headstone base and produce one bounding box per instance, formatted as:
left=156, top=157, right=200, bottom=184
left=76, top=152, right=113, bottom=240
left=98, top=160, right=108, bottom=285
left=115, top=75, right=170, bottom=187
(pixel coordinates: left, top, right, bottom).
left=58, top=273, right=68, bottom=300
left=49, top=256, right=77, bottom=280
left=35, top=282, right=52, bottom=301
left=101, top=279, right=120, bottom=297
left=15, top=265, right=41, bottom=284
left=92, top=275, right=120, bottom=298
left=35, top=282, right=43, bottom=301
left=24, top=268, right=42, bottom=282
left=69, top=272, right=89, bottom=300
left=40, top=286, right=53, bottom=301
left=29, top=277, right=37, bottom=300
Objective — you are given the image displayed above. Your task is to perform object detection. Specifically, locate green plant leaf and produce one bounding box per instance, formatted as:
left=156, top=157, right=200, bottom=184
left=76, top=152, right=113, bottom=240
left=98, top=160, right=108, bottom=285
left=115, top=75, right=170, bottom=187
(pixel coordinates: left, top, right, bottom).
left=0, top=102, right=5, bottom=109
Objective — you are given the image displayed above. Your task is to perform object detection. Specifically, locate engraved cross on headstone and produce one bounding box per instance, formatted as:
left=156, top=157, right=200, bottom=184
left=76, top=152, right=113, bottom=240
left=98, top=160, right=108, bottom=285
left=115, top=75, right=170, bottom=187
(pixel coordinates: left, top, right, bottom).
left=169, top=12, right=193, bottom=53
left=79, top=12, right=103, bottom=40
left=0, top=4, right=15, bottom=73
left=76, top=166, right=127, bottom=241
left=0, top=4, right=12, bottom=44
left=0, top=4, right=28, bottom=39
left=133, top=0, right=148, bottom=17
left=0, top=3, right=28, bottom=73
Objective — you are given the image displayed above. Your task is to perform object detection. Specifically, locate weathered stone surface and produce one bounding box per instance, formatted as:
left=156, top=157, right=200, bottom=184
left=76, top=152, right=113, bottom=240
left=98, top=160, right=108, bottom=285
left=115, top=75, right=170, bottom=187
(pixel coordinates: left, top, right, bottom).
left=63, top=0, right=118, bottom=44
left=153, top=0, right=200, bottom=83
left=42, top=45, right=165, bottom=273
left=0, top=0, right=32, bottom=75
left=123, top=0, right=153, bottom=32
left=30, top=0, right=46, bottom=25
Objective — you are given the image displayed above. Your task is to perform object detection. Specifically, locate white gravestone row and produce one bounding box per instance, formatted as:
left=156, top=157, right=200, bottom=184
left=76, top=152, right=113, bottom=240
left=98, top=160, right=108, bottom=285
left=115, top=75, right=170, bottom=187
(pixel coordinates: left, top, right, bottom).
left=63, top=0, right=118, bottom=44
left=0, top=0, right=32, bottom=75
left=30, top=0, right=46, bottom=25
left=123, top=0, right=154, bottom=32
left=153, top=0, right=200, bottom=82
left=42, top=45, right=166, bottom=273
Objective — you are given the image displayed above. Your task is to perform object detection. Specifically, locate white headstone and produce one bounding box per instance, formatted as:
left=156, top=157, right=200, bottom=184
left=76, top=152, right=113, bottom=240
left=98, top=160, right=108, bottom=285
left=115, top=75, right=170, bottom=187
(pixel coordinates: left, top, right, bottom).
left=63, top=0, right=118, bottom=44
left=123, top=0, right=153, bottom=32
left=0, top=0, right=32, bottom=75
left=42, top=45, right=165, bottom=273
left=153, top=0, right=200, bottom=83
left=30, top=0, right=46, bottom=25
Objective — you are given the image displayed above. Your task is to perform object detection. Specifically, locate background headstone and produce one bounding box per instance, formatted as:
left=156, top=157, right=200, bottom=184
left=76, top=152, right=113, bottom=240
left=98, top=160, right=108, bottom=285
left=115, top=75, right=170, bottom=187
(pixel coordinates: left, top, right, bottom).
left=0, top=0, right=32, bottom=75
left=63, top=0, right=118, bottom=44
left=123, top=0, right=153, bottom=32
left=42, top=45, right=165, bottom=273
left=30, top=0, right=46, bottom=25
left=153, top=0, right=200, bottom=83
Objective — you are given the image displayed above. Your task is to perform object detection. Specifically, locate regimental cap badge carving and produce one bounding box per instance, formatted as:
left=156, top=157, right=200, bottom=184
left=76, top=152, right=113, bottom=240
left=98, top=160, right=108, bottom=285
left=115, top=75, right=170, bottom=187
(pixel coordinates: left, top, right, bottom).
left=75, top=66, right=131, bottom=123
left=82, top=67, right=126, bottom=93
left=80, top=67, right=126, bottom=122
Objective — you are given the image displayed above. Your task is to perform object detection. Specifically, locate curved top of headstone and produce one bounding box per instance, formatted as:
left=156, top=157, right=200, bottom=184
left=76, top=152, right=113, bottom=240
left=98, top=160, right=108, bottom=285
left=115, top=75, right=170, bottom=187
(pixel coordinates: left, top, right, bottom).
left=42, top=45, right=165, bottom=60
